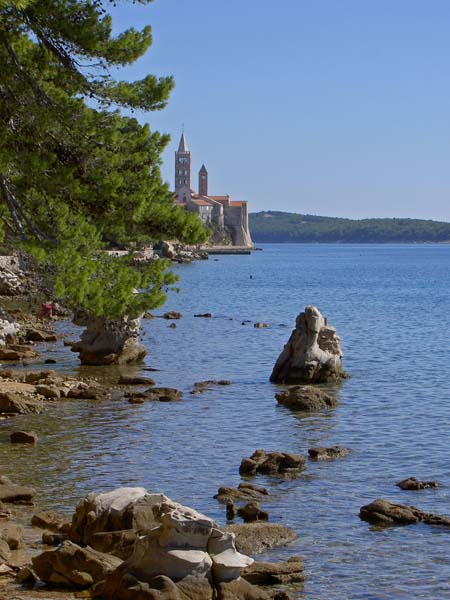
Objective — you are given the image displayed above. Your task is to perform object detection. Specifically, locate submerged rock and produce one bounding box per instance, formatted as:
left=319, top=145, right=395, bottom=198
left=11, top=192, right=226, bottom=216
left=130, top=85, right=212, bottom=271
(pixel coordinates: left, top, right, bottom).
left=360, top=498, right=450, bottom=527
left=118, top=375, right=155, bottom=386
left=0, top=479, right=35, bottom=504
left=270, top=306, right=346, bottom=384
left=308, top=446, right=350, bottom=460
left=276, top=385, right=338, bottom=411
left=162, top=311, right=182, bottom=320
left=226, top=523, right=298, bottom=555
left=10, top=430, right=38, bottom=444
left=242, top=556, right=305, bottom=586
left=396, top=477, right=439, bottom=491
left=191, top=380, right=231, bottom=395
left=239, top=450, right=305, bottom=476
left=214, top=483, right=270, bottom=503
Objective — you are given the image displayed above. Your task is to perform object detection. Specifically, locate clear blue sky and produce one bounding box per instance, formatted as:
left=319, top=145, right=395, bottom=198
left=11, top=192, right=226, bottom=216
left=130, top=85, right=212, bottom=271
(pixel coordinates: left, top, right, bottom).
left=111, top=0, right=450, bottom=220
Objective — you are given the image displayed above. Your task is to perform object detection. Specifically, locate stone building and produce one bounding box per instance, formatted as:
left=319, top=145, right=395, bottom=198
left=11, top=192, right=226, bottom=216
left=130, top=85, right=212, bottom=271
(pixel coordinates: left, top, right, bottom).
left=174, top=133, right=252, bottom=247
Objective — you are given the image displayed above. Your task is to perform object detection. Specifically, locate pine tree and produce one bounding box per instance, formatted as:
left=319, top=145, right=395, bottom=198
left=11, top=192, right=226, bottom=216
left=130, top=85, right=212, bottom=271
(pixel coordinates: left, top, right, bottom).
left=0, top=0, right=207, bottom=318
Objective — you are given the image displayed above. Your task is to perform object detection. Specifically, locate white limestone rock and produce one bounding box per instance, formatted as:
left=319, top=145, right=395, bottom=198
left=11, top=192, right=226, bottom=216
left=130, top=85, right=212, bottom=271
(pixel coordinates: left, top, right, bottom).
left=270, top=305, right=345, bottom=384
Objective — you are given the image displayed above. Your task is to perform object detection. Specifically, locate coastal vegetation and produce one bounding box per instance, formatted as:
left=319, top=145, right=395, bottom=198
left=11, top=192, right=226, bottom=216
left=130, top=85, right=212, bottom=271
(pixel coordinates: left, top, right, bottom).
left=250, top=211, right=450, bottom=243
left=0, top=0, right=207, bottom=320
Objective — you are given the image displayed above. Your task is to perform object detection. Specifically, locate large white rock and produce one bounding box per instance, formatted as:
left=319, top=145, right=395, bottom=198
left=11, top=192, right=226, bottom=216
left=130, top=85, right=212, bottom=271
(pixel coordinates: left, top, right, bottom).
left=271, top=305, right=345, bottom=384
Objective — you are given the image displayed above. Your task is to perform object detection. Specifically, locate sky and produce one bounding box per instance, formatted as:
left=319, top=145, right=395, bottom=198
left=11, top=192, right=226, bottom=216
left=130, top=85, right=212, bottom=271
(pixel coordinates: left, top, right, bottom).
left=110, top=0, right=450, bottom=220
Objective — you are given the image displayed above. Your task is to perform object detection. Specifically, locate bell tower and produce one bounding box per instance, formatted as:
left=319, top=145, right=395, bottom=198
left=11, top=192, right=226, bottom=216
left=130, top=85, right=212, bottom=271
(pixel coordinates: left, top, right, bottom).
left=174, top=132, right=191, bottom=193
left=199, top=164, right=208, bottom=196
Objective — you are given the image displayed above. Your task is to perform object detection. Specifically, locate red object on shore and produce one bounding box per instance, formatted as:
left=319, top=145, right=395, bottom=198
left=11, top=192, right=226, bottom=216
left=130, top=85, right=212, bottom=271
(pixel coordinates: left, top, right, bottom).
left=37, top=303, right=53, bottom=319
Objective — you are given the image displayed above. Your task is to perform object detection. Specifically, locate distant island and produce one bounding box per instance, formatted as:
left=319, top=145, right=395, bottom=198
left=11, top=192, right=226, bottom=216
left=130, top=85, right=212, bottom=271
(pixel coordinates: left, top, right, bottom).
left=249, top=211, right=450, bottom=243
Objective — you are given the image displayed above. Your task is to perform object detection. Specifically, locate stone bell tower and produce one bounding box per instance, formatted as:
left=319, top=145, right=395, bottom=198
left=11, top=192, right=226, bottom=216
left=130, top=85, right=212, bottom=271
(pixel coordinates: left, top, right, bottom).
left=175, top=132, right=191, bottom=193
left=199, top=164, right=208, bottom=196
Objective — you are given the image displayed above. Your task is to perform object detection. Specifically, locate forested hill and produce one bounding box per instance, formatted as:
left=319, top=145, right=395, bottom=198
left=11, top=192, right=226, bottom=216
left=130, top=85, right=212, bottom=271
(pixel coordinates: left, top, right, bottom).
left=249, top=211, right=450, bottom=243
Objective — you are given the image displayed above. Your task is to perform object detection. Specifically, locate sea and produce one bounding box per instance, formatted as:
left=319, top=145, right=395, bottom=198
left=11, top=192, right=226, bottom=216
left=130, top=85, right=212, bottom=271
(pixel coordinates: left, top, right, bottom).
left=2, top=243, right=450, bottom=600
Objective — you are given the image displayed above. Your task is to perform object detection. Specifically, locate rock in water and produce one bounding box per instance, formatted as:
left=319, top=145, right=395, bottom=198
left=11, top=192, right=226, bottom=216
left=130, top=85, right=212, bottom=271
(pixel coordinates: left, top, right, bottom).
left=360, top=498, right=450, bottom=527
left=92, top=498, right=255, bottom=599
left=270, top=305, right=345, bottom=384
left=71, top=316, right=146, bottom=365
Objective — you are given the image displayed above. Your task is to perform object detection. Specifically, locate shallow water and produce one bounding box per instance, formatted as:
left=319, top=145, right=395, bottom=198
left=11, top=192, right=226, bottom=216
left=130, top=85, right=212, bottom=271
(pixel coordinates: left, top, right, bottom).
left=2, top=244, right=450, bottom=599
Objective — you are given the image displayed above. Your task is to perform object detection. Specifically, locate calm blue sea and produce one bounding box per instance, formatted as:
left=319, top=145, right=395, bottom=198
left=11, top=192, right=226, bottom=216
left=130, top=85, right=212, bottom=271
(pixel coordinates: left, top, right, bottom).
left=2, top=244, right=450, bottom=599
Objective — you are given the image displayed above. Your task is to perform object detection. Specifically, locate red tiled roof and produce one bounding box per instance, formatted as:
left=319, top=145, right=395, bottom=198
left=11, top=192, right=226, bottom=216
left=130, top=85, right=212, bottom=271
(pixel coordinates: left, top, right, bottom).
left=191, top=199, right=211, bottom=206
left=230, top=201, right=247, bottom=206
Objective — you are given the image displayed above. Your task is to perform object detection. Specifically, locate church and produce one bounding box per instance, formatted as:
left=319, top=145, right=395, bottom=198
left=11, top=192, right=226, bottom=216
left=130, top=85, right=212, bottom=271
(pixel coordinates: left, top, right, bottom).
left=174, top=133, right=252, bottom=247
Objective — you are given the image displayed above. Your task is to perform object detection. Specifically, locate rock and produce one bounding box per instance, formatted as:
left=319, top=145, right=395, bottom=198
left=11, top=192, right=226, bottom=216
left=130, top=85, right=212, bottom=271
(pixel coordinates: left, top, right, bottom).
left=0, top=501, right=12, bottom=519
left=275, top=385, right=338, bottom=411
left=141, top=387, right=182, bottom=402
left=169, top=323, right=177, bottom=328
left=159, top=240, right=177, bottom=260
left=93, top=498, right=254, bottom=600
left=90, top=529, right=138, bottom=560
left=0, top=311, right=20, bottom=345
left=191, top=380, right=232, bottom=395
left=118, top=375, right=155, bottom=386
left=25, top=329, right=58, bottom=342
left=0, top=538, right=11, bottom=562
left=71, top=316, right=146, bottom=366
left=226, top=523, right=298, bottom=555
left=359, top=498, right=450, bottom=527
left=162, top=311, right=182, bottom=320
left=254, top=322, right=269, bottom=328
left=0, top=269, right=22, bottom=296
left=270, top=305, right=346, bottom=384
left=0, top=345, right=39, bottom=362
left=69, top=488, right=166, bottom=547
left=215, top=578, right=272, bottom=599
left=128, top=397, right=144, bottom=404
left=0, top=391, right=43, bottom=414
left=0, top=481, right=35, bottom=504
left=42, top=532, right=69, bottom=546
left=396, top=477, right=440, bottom=491
left=36, top=384, right=61, bottom=399
left=45, top=358, right=57, bottom=364
left=0, top=522, right=24, bottom=549
left=194, top=313, right=212, bottom=318
left=226, top=501, right=237, bottom=521
left=32, top=540, right=122, bottom=588
left=24, top=370, right=56, bottom=384
left=67, top=386, right=109, bottom=401
left=10, top=430, right=38, bottom=444
left=215, top=483, right=270, bottom=503
left=308, top=446, right=350, bottom=460
left=242, top=556, right=305, bottom=586
left=17, top=566, right=38, bottom=584
left=32, top=510, right=71, bottom=533
left=239, top=450, right=305, bottom=476
left=237, top=502, right=269, bottom=523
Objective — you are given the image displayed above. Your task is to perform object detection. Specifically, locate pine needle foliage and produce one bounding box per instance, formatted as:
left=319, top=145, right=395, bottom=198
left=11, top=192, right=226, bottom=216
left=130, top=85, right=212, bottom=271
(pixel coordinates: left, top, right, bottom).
left=0, top=0, right=207, bottom=318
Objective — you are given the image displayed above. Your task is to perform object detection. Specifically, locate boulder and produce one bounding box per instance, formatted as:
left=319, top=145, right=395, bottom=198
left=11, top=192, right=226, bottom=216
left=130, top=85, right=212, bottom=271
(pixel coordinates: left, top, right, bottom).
left=239, top=450, right=305, bottom=476
left=237, top=502, right=269, bottom=523
left=17, top=566, right=38, bottom=584
left=32, top=540, right=122, bottom=588
left=0, top=481, right=35, bottom=504
left=226, top=523, right=298, bottom=555
left=90, top=529, right=139, bottom=560
left=42, top=532, right=69, bottom=546
left=226, top=501, right=237, bottom=521
left=69, top=488, right=166, bottom=547
left=36, top=384, right=61, bottom=399
left=71, top=316, right=146, bottom=366
left=214, top=483, right=270, bottom=504
left=0, top=522, right=24, bottom=549
left=32, top=510, right=71, bottom=533
left=93, top=499, right=254, bottom=600
left=270, top=306, right=346, bottom=384
left=162, top=311, right=182, bottom=320
left=0, top=311, right=20, bottom=345
left=25, top=329, right=58, bottom=343
left=242, top=556, right=305, bottom=586
left=360, top=498, right=450, bottom=527
left=118, top=375, right=155, bottom=386
left=0, top=269, right=22, bottom=296
left=191, top=380, right=231, bottom=395
left=396, top=477, right=439, bottom=491
left=0, top=391, right=43, bottom=414
left=0, top=345, right=39, bottom=362
left=308, top=446, right=350, bottom=460
left=10, top=430, right=38, bottom=444
left=0, top=539, right=11, bottom=562
left=275, top=386, right=338, bottom=411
